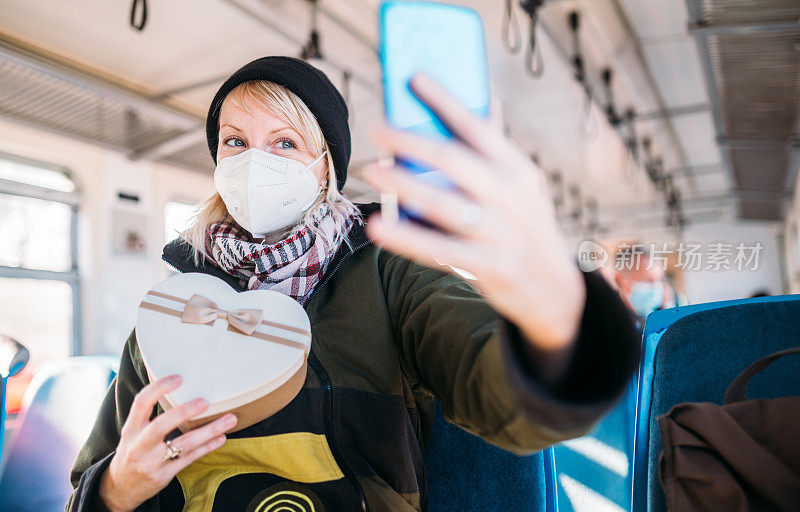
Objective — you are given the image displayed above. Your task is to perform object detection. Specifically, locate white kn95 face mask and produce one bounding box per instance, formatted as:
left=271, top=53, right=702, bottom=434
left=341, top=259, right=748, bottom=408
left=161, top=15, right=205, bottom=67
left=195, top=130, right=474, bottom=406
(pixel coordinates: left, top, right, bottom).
left=214, top=147, right=326, bottom=238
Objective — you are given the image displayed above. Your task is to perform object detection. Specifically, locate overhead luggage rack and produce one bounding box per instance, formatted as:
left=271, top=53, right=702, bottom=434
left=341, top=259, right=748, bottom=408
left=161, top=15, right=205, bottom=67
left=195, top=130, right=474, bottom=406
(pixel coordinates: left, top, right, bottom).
left=0, top=39, right=211, bottom=174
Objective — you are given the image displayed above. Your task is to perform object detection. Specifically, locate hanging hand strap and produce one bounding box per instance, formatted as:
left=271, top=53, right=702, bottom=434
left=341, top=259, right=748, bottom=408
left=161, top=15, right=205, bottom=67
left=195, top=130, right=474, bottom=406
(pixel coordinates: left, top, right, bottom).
left=130, top=0, right=148, bottom=31
left=502, top=0, right=522, bottom=54
left=725, top=347, right=800, bottom=404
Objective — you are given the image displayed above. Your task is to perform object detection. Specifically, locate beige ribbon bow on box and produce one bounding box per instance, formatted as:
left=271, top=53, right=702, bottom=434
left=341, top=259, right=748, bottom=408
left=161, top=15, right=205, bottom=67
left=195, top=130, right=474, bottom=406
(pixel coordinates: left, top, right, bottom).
left=180, top=293, right=263, bottom=335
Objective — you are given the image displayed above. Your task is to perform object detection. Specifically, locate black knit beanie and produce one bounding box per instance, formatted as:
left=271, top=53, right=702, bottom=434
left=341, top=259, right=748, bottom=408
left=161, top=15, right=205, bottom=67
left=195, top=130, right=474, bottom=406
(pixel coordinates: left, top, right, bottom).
left=206, top=56, right=351, bottom=191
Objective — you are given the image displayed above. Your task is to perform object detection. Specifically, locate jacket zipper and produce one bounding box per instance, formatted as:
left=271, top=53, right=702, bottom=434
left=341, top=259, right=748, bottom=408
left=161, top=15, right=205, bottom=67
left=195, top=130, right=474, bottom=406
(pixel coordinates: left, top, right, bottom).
left=307, top=354, right=368, bottom=512
left=303, top=240, right=371, bottom=512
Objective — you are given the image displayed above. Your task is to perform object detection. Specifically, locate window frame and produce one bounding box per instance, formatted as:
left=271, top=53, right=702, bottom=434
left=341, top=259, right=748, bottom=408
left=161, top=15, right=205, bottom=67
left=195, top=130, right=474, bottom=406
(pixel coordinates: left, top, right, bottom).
left=0, top=150, right=81, bottom=356
left=163, top=198, right=197, bottom=246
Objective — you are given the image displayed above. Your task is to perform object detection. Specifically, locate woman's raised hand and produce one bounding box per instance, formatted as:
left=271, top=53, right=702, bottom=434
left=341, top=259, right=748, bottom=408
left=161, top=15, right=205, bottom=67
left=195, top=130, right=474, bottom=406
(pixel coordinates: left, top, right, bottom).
left=98, top=375, right=238, bottom=512
left=364, top=73, right=586, bottom=354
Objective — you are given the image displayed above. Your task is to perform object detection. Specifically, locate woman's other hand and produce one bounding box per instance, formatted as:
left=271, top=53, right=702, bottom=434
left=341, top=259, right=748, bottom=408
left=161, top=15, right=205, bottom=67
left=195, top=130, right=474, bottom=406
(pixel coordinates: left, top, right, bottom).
left=364, top=74, right=585, bottom=354
left=98, top=375, right=238, bottom=512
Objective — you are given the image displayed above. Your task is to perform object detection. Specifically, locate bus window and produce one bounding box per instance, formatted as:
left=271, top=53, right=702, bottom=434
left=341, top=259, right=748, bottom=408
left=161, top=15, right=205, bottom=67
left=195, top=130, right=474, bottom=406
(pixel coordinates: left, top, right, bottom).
left=0, top=155, right=79, bottom=415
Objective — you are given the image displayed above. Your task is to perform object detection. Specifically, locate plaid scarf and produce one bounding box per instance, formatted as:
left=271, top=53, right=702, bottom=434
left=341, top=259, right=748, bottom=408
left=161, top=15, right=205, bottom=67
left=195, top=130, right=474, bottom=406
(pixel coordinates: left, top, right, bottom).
left=205, top=202, right=359, bottom=304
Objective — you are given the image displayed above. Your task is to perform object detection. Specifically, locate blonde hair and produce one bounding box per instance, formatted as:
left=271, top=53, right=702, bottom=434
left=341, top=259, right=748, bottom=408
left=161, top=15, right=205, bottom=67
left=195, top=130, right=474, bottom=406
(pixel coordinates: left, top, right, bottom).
left=180, top=80, right=362, bottom=266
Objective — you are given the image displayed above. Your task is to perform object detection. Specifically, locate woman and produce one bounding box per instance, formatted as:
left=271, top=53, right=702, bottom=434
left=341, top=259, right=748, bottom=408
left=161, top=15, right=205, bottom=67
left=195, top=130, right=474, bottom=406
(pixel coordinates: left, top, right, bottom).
left=68, top=56, right=639, bottom=512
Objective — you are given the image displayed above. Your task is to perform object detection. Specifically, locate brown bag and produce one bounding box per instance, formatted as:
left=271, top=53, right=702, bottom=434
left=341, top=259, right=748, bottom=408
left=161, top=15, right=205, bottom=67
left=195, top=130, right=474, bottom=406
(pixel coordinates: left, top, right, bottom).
left=657, top=347, right=800, bottom=512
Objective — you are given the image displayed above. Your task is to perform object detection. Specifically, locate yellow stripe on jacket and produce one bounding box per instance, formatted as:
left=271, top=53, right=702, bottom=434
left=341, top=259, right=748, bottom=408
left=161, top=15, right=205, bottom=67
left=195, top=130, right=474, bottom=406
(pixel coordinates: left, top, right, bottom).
left=176, top=432, right=345, bottom=512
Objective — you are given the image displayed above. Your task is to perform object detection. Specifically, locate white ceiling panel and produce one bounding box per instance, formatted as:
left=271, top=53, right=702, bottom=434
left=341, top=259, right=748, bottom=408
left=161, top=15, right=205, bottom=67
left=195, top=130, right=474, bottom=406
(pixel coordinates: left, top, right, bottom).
left=672, top=111, right=723, bottom=166
left=641, top=37, right=709, bottom=107
left=676, top=168, right=731, bottom=193
left=617, top=0, right=687, bottom=39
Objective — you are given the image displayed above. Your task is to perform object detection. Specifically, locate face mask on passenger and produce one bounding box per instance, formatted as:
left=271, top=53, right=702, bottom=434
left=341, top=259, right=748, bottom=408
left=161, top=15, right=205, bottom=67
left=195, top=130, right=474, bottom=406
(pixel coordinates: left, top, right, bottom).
left=214, top=147, right=326, bottom=238
left=629, top=281, right=664, bottom=318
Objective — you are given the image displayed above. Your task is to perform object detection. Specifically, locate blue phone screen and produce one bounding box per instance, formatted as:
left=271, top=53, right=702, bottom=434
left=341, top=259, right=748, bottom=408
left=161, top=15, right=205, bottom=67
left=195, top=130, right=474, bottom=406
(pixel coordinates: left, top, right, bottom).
left=379, top=1, right=490, bottom=223
left=380, top=1, right=490, bottom=143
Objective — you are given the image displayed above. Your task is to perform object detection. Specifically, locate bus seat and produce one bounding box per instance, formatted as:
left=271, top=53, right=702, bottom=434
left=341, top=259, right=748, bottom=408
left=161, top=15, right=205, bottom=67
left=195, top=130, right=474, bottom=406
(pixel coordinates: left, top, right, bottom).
left=552, top=375, right=637, bottom=512
left=633, top=295, right=800, bottom=512
left=0, top=356, right=117, bottom=512
left=1, top=377, right=7, bottom=468
left=0, top=333, right=30, bottom=466
left=425, top=400, right=556, bottom=512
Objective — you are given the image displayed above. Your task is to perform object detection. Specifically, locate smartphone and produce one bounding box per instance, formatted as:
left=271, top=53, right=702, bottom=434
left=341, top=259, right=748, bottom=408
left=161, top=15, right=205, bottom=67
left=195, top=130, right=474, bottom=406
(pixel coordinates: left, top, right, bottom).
left=378, top=0, right=490, bottom=224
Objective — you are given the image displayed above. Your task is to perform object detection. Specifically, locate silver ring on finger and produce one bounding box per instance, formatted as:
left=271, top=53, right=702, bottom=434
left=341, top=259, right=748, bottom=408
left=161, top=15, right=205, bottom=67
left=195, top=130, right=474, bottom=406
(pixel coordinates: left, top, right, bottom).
left=162, top=439, right=183, bottom=462
left=460, top=202, right=484, bottom=232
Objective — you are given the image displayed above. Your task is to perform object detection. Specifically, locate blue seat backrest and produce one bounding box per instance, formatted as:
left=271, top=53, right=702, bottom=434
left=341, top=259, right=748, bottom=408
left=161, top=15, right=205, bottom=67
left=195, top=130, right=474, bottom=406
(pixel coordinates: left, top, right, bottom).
left=553, top=376, right=637, bottom=512
left=0, top=377, right=7, bottom=465
left=0, top=356, right=117, bottom=512
left=633, top=295, right=800, bottom=512
left=425, top=401, right=555, bottom=512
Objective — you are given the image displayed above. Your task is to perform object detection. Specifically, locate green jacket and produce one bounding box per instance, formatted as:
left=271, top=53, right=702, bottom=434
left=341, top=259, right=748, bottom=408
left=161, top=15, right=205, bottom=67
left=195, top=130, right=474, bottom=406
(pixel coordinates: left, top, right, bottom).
left=68, top=203, right=640, bottom=512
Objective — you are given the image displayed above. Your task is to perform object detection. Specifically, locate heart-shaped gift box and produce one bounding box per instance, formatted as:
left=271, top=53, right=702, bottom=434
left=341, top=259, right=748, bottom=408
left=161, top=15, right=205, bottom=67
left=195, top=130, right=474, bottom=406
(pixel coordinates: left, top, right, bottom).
left=135, top=272, right=311, bottom=433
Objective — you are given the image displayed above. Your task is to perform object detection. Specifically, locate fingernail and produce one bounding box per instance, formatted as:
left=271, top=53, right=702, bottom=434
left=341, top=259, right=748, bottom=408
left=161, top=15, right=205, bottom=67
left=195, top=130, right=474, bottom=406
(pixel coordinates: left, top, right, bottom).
left=225, top=414, right=237, bottom=426
left=169, top=375, right=182, bottom=384
left=195, top=398, right=208, bottom=408
left=410, top=72, right=433, bottom=90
